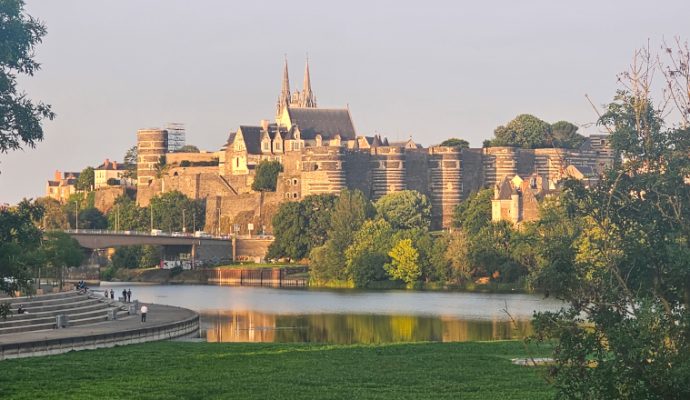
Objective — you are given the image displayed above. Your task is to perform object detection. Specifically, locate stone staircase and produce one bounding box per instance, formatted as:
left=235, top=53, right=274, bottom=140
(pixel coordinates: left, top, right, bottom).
left=0, top=290, right=129, bottom=335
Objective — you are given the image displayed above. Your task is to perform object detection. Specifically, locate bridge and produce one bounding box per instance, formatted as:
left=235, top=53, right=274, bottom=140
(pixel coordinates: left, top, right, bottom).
left=62, top=230, right=273, bottom=265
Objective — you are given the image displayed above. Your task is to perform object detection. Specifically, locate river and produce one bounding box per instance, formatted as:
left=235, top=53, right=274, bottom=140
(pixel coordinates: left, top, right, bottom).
left=101, top=283, right=564, bottom=344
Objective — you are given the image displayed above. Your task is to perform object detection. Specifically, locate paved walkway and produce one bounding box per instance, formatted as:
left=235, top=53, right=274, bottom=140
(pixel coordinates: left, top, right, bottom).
left=0, top=302, right=197, bottom=346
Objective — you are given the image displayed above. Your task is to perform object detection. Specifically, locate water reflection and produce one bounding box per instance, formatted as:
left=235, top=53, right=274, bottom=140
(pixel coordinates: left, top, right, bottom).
left=202, top=310, right=534, bottom=344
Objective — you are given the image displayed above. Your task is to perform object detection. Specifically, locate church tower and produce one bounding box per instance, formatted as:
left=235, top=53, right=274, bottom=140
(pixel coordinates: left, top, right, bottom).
left=276, top=58, right=291, bottom=118
left=300, top=59, right=317, bottom=108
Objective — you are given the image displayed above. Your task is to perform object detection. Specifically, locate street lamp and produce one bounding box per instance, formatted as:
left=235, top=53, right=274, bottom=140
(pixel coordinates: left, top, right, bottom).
left=182, top=209, right=186, bottom=233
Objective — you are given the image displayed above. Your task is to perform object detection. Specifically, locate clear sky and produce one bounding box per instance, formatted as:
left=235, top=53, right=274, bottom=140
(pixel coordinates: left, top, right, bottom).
left=1, top=0, right=689, bottom=204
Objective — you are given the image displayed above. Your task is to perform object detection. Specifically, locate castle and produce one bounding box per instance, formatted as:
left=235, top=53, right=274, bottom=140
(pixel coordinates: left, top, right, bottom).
left=136, top=60, right=614, bottom=232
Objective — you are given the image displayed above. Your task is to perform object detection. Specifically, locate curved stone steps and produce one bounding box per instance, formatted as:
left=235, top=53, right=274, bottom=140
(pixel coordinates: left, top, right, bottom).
left=5, top=292, right=87, bottom=308
left=5, top=290, right=81, bottom=303
left=3, top=301, right=114, bottom=322
left=0, top=308, right=130, bottom=335
left=8, top=298, right=102, bottom=314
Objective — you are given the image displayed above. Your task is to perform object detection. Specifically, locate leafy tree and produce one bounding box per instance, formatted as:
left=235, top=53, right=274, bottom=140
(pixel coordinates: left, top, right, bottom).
left=154, top=155, right=168, bottom=179
left=77, top=207, right=107, bottom=229
left=267, top=201, right=308, bottom=260
left=150, top=191, right=204, bottom=233
left=533, top=47, right=690, bottom=398
left=375, top=190, right=431, bottom=230
left=345, top=219, right=394, bottom=286
left=301, top=194, right=337, bottom=250
left=107, top=195, right=147, bottom=231
left=122, top=145, right=137, bottom=180
left=75, top=166, right=94, bottom=191
left=111, top=246, right=142, bottom=269
left=0, top=199, right=43, bottom=307
left=139, top=245, right=162, bottom=268
left=0, top=0, right=54, bottom=157
left=452, top=189, right=492, bottom=235
left=444, top=230, right=472, bottom=283
left=251, top=160, right=282, bottom=192
left=42, top=231, right=83, bottom=290
left=439, top=138, right=470, bottom=149
left=489, top=114, right=552, bottom=148
left=34, top=197, right=69, bottom=229
left=385, top=239, right=421, bottom=285
left=176, top=145, right=200, bottom=153
left=550, top=120, right=585, bottom=149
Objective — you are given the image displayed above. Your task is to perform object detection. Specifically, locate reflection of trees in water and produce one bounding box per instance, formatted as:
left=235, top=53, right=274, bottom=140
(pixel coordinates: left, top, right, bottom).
left=202, top=311, right=533, bottom=344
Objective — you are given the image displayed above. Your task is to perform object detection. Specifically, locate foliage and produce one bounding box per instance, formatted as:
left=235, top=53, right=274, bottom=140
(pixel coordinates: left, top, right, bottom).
left=452, top=189, right=492, bottom=235
left=439, top=138, right=470, bottom=149
left=375, top=190, right=432, bottom=230
left=0, top=0, right=54, bottom=157
left=34, top=197, right=69, bottom=229
left=487, top=114, right=583, bottom=149
left=106, top=177, right=119, bottom=186
left=149, top=191, right=205, bottom=233
left=0, top=341, right=555, bottom=400
left=267, top=194, right=337, bottom=260
left=533, top=50, right=690, bottom=398
left=122, top=145, right=137, bottom=180
left=0, top=199, right=43, bottom=300
left=111, top=246, right=142, bottom=269
left=550, top=120, right=585, bottom=149
left=77, top=207, right=107, bottom=229
left=153, top=155, right=168, bottom=179
left=107, top=195, right=148, bottom=231
left=176, top=145, right=200, bottom=153
left=385, top=239, right=421, bottom=284
left=251, top=160, right=282, bottom=192
left=74, top=166, right=94, bottom=191
left=41, top=231, right=84, bottom=289
left=344, top=219, right=394, bottom=287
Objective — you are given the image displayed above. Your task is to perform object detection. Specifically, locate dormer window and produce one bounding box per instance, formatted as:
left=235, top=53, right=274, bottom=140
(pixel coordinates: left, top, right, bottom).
left=262, top=141, right=270, bottom=151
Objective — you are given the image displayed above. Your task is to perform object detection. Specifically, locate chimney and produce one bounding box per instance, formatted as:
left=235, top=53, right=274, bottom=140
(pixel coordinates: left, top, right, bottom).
left=55, top=170, right=62, bottom=181
left=260, top=119, right=269, bottom=130
left=104, top=158, right=110, bottom=168
left=113, top=161, right=118, bottom=170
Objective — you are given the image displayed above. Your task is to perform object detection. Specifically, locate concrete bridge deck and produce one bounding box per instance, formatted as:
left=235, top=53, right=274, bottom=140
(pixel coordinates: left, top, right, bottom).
left=0, top=300, right=199, bottom=360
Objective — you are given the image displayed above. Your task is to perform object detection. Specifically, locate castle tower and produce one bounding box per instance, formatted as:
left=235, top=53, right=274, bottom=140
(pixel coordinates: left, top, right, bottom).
left=428, top=147, right=462, bottom=230
left=370, top=147, right=406, bottom=200
left=136, top=128, right=168, bottom=187
left=300, top=59, right=317, bottom=108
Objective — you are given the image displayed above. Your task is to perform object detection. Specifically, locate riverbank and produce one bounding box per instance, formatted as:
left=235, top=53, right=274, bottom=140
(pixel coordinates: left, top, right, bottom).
left=107, top=267, right=532, bottom=293
left=0, top=340, right=554, bottom=399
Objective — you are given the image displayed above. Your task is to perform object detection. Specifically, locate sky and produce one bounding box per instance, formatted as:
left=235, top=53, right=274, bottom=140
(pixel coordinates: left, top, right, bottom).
left=1, top=0, right=689, bottom=204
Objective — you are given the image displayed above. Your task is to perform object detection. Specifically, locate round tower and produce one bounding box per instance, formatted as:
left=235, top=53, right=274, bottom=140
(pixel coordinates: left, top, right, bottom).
left=370, top=146, right=406, bottom=200
left=137, top=128, right=168, bottom=187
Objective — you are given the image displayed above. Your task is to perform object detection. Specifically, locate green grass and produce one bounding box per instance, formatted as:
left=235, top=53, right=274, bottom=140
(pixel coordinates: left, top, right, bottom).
left=0, top=341, right=554, bottom=400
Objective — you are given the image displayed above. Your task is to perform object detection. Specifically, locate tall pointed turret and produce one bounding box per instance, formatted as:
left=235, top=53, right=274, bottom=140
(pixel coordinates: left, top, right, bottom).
left=277, top=57, right=291, bottom=117
left=301, top=58, right=317, bottom=108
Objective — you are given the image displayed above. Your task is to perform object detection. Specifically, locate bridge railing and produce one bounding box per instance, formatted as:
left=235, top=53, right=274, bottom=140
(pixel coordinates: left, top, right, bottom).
left=60, top=229, right=273, bottom=241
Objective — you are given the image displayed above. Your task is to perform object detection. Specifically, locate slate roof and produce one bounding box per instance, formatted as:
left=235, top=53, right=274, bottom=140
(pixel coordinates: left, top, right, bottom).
left=287, top=108, right=356, bottom=140
left=237, top=126, right=263, bottom=154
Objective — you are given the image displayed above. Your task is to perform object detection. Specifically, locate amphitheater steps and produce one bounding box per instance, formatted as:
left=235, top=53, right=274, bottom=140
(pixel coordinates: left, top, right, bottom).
left=0, top=291, right=129, bottom=335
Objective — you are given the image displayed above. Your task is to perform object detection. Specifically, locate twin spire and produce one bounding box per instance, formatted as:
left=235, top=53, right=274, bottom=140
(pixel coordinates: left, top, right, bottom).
left=277, top=57, right=317, bottom=117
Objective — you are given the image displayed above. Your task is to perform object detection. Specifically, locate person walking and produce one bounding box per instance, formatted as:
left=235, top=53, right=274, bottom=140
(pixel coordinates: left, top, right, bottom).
left=127, top=289, right=132, bottom=303
left=109, top=289, right=114, bottom=300
left=122, top=289, right=127, bottom=302
left=140, top=304, right=148, bottom=322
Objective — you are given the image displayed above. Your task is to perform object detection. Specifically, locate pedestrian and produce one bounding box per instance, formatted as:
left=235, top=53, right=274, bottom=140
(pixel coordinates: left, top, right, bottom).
left=127, top=289, right=132, bottom=303
left=122, top=289, right=127, bottom=302
left=110, top=289, right=114, bottom=300
left=140, top=304, right=148, bottom=322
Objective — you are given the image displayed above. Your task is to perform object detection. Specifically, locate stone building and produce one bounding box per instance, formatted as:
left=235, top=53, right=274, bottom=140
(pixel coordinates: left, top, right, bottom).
left=135, top=60, right=615, bottom=232
left=94, top=159, right=132, bottom=189
left=46, top=170, right=80, bottom=202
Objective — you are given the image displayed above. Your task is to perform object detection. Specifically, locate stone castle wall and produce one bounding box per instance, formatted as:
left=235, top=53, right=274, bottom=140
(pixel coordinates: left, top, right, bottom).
left=137, top=143, right=613, bottom=231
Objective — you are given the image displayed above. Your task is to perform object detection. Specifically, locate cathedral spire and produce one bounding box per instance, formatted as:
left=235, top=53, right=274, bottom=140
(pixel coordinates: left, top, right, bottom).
left=301, top=58, right=317, bottom=108
left=277, top=56, right=291, bottom=116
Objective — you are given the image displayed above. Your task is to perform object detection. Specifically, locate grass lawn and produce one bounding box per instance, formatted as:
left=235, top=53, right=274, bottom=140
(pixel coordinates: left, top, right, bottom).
left=0, top=341, right=554, bottom=400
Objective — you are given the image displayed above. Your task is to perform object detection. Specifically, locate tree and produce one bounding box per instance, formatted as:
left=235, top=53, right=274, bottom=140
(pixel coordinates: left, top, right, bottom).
left=75, top=167, right=94, bottom=191
left=0, top=199, right=43, bottom=310
left=375, top=190, right=431, bottom=231
left=149, top=191, right=204, bottom=233
left=385, top=239, right=421, bottom=285
left=107, top=195, right=147, bottom=231
left=0, top=0, right=54, bottom=158
left=34, top=197, right=69, bottom=229
left=251, top=160, right=282, bottom=192
left=111, top=246, right=142, bottom=269
left=42, top=231, right=83, bottom=291
left=122, top=145, right=137, bottom=180
left=452, top=189, right=492, bottom=235
left=176, top=145, right=200, bottom=153
left=345, top=219, right=394, bottom=286
left=153, top=155, right=168, bottom=179
left=439, top=138, right=470, bottom=149
left=489, top=114, right=552, bottom=148
left=78, top=207, right=107, bottom=229
left=267, top=201, right=308, bottom=260
left=533, top=43, right=690, bottom=399
left=551, top=120, right=585, bottom=149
